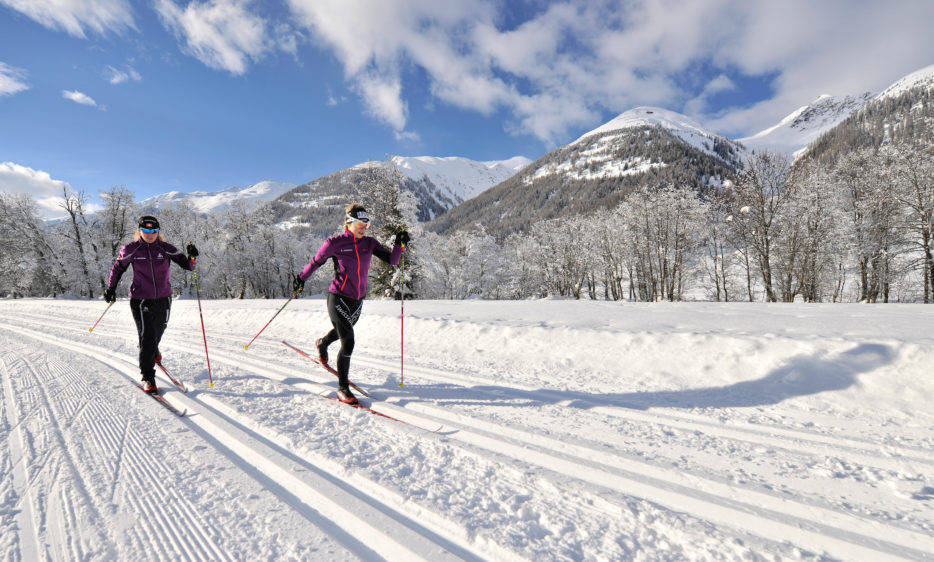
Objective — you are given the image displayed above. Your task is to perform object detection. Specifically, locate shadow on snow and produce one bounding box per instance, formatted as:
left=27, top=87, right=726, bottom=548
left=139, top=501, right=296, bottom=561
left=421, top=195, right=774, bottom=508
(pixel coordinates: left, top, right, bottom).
left=394, top=343, right=896, bottom=411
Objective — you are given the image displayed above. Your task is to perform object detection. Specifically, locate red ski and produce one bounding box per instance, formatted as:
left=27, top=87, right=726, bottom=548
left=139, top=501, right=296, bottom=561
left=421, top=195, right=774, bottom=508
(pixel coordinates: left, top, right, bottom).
left=282, top=340, right=369, bottom=397
left=136, top=384, right=186, bottom=416
left=319, top=391, right=402, bottom=422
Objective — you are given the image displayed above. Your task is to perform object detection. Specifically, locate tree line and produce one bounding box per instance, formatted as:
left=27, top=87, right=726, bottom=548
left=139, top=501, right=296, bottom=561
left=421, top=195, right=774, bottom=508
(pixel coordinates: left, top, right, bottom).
left=2, top=141, right=932, bottom=303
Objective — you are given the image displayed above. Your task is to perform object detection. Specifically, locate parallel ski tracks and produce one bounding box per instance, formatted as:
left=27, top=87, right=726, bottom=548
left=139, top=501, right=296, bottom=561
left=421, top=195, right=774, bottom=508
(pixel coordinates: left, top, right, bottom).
left=0, top=333, right=231, bottom=562
left=0, top=319, right=486, bottom=561
left=4, top=312, right=934, bottom=560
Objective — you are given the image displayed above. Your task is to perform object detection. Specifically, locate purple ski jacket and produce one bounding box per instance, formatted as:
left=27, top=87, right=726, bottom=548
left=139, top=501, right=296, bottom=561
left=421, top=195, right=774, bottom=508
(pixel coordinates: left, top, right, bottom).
left=299, top=230, right=403, bottom=300
left=108, top=239, right=193, bottom=300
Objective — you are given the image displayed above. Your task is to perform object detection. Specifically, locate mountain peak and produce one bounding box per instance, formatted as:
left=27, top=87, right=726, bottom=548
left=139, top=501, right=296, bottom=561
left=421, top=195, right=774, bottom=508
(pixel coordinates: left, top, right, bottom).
left=576, top=106, right=710, bottom=143
left=389, top=155, right=532, bottom=214
left=876, top=63, right=934, bottom=101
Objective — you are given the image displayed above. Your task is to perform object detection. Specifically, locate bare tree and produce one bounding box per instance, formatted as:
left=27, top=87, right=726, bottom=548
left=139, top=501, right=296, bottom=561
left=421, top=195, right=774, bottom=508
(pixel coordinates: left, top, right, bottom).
left=885, top=142, right=934, bottom=302
left=59, top=188, right=95, bottom=298
left=833, top=148, right=903, bottom=302
left=724, top=152, right=794, bottom=302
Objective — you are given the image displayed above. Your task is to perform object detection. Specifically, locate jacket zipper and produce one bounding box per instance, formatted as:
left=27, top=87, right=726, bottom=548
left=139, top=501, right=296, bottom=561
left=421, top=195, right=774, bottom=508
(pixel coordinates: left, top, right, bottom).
left=148, top=243, right=158, bottom=297
left=354, top=237, right=362, bottom=299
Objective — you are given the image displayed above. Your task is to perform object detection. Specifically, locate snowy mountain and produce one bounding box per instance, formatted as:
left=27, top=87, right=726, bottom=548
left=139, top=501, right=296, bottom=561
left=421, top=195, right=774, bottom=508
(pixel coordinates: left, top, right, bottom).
left=390, top=155, right=531, bottom=214
left=796, top=64, right=934, bottom=165
left=575, top=106, right=734, bottom=158
left=739, top=64, right=934, bottom=159
left=268, top=155, right=530, bottom=235
left=140, top=180, right=296, bottom=214
left=534, top=105, right=745, bottom=180
left=432, top=106, right=744, bottom=237
left=739, top=93, right=874, bottom=159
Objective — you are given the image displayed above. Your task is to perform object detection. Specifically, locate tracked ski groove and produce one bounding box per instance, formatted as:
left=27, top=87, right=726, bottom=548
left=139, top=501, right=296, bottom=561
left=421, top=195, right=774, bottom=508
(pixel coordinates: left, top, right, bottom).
left=0, top=322, right=484, bottom=561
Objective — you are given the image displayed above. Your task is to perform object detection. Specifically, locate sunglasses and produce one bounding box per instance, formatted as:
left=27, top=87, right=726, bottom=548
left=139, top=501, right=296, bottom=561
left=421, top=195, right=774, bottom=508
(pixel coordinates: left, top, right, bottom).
left=140, top=227, right=159, bottom=233
left=347, top=217, right=370, bottom=226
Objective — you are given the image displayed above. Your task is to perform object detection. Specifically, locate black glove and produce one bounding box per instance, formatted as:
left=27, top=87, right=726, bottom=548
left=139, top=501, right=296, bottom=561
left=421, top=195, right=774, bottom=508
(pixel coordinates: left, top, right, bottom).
left=394, top=230, right=411, bottom=246
left=186, top=243, right=199, bottom=259
left=103, top=287, right=116, bottom=303
left=293, top=274, right=305, bottom=294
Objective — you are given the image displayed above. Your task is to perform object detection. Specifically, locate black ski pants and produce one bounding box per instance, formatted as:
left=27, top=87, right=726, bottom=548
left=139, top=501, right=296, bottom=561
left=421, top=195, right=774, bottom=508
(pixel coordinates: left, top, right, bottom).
left=130, top=297, right=171, bottom=381
left=320, top=293, right=363, bottom=390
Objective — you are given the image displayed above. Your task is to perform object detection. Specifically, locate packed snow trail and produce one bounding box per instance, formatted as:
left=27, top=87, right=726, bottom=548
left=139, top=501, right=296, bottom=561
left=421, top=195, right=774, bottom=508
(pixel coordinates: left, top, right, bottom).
left=1, top=299, right=933, bottom=561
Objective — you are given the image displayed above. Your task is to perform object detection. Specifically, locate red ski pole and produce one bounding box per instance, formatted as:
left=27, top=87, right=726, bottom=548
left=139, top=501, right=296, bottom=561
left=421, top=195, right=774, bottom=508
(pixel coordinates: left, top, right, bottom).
left=244, top=289, right=300, bottom=350
left=190, top=250, right=214, bottom=388
left=89, top=301, right=115, bottom=333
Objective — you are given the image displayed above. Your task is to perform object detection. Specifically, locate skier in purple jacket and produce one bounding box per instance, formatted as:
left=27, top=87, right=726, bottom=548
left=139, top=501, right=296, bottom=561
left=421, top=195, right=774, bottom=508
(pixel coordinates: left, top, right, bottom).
left=104, top=215, right=198, bottom=393
left=293, top=204, right=409, bottom=404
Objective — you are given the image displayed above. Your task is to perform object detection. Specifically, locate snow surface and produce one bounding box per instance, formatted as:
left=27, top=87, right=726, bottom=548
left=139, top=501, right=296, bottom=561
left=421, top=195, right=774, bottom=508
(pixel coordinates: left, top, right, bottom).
left=140, top=180, right=296, bottom=214
left=1, top=298, right=933, bottom=561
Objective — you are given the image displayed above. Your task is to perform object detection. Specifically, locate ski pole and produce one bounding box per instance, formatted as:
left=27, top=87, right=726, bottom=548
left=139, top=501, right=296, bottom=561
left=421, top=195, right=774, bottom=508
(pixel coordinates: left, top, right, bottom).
left=399, top=236, right=406, bottom=388
left=190, top=250, right=214, bottom=388
left=89, top=301, right=115, bottom=333
left=244, top=289, right=300, bottom=350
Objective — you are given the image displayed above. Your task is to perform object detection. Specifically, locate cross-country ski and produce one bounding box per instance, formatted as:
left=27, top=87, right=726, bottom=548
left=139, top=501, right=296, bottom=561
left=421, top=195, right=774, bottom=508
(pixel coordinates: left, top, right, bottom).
left=136, top=382, right=187, bottom=416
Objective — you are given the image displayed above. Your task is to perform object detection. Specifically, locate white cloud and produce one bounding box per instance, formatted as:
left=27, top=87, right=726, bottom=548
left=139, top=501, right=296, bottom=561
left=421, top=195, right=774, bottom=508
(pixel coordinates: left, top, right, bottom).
left=0, top=62, right=29, bottom=97
left=0, top=0, right=135, bottom=38
left=285, top=0, right=934, bottom=142
left=0, top=161, right=71, bottom=198
left=0, top=162, right=103, bottom=219
left=62, top=89, right=98, bottom=106
left=104, top=64, right=141, bottom=84
left=155, top=0, right=274, bottom=75
left=355, top=71, right=408, bottom=131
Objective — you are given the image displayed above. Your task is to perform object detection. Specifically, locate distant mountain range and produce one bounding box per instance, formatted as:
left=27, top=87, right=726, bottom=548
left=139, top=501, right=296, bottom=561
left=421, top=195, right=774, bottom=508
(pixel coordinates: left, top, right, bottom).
left=430, top=106, right=746, bottom=237
left=137, top=63, right=934, bottom=238
left=140, top=180, right=296, bottom=214
left=432, top=64, right=934, bottom=237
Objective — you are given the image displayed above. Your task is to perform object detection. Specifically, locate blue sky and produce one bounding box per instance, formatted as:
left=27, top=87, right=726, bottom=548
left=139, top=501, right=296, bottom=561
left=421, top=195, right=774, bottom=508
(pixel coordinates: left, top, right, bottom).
left=2, top=0, right=933, bottom=217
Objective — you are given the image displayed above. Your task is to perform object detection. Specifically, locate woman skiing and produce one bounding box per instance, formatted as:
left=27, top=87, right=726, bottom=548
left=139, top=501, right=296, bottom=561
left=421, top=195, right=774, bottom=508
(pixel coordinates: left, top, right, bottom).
left=293, top=204, right=409, bottom=404
left=104, top=215, right=198, bottom=393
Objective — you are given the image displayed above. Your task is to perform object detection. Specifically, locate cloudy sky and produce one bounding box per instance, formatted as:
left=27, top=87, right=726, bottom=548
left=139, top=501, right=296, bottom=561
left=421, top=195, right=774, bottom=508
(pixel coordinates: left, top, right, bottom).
left=2, top=0, right=933, bottom=216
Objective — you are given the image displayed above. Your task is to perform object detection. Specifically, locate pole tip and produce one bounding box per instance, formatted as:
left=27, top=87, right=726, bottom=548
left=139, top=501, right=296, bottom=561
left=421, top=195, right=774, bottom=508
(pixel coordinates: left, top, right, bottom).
left=244, top=345, right=249, bottom=350
left=399, top=382, right=404, bottom=388
left=88, top=328, right=93, bottom=333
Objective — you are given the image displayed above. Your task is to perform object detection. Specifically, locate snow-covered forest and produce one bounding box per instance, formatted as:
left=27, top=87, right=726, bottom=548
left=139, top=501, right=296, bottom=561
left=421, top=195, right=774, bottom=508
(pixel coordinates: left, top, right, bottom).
left=2, top=139, right=933, bottom=304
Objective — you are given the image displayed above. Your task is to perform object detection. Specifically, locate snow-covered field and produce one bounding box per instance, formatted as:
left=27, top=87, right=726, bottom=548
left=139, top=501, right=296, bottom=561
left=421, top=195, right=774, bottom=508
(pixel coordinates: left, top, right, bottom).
left=1, top=298, right=933, bottom=561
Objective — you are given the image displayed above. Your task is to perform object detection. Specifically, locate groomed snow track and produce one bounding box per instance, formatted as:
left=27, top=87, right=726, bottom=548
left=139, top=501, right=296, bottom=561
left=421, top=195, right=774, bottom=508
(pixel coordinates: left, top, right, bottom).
left=1, top=301, right=932, bottom=561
